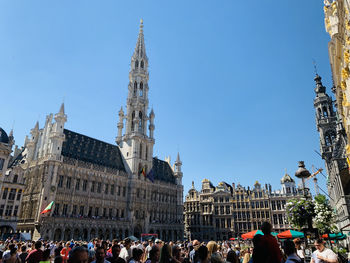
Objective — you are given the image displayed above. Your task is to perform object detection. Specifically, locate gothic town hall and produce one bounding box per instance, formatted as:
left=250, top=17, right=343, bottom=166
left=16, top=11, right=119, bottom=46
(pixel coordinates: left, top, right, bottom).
left=7, top=21, right=184, bottom=241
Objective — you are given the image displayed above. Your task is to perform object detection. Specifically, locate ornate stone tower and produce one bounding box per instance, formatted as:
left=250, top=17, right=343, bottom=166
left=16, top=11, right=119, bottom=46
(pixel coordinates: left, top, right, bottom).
left=314, top=74, right=337, bottom=161
left=116, top=20, right=155, bottom=176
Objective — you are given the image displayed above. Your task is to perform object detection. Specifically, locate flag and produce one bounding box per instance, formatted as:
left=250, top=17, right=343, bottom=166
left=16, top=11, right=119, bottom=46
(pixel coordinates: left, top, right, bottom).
left=139, top=167, right=146, bottom=177
left=146, top=168, right=154, bottom=183
left=41, top=201, right=54, bottom=214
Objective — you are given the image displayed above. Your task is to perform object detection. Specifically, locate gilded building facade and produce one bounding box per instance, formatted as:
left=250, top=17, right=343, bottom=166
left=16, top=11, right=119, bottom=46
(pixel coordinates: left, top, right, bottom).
left=184, top=174, right=303, bottom=240
left=9, top=21, right=184, bottom=241
left=322, top=0, right=350, bottom=233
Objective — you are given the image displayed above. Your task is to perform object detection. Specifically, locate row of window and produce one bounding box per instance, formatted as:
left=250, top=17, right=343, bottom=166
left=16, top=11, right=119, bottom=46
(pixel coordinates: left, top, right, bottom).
left=57, top=176, right=126, bottom=197
left=273, top=214, right=286, bottom=225
left=0, top=205, right=18, bottom=217
left=2, top=188, right=22, bottom=201
left=53, top=203, right=125, bottom=219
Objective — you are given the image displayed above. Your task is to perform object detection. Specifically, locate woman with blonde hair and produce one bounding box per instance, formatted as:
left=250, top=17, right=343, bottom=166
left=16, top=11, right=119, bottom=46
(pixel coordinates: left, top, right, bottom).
left=206, top=242, right=223, bottom=263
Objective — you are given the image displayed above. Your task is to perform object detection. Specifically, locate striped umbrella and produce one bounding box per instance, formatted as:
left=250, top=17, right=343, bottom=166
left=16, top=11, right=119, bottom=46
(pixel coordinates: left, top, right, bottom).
left=277, top=230, right=304, bottom=239
left=322, top=233, right=347, bottom=240
left=241, top=230, right=264, bottom=239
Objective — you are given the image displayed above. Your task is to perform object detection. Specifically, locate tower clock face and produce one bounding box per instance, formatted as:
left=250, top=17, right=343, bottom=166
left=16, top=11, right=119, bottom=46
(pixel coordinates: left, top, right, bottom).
left=51, top=186, right=56, bottom=192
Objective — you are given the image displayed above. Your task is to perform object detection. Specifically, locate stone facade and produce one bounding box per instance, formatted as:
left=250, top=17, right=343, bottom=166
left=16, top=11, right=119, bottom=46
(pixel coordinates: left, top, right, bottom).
left=0, top=128, right=25, bottom=235
left=10, top=21, right=184, bottom=241
left=313, top=73, right=350, bottom=233
left=184, top=175, right=303, bottom=241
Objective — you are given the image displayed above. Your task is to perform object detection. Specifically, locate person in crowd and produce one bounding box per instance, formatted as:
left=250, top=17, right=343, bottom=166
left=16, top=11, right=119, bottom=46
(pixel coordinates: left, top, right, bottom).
left=25, top=241, right=43, bottom=263
left=19, top=246, right=28, bottom=263
left=4, top=247, right=19, bottom=263
left=159, top=244, right=173, bottom=263
left=54, top=248, right=63, bottom=263
left=3, top=244, right=17, bottom=262
left=172, top=245, right=183, bottom=263
left=250, top=234, right=265, bottom=263
left=145, top=246, right=160, bottom=263
left=39, top=249, right=51, bottom=263
left=206, top=241, right=223, bottom=263
left=193, top=245, right=208, bottom=263
left=241, top=248, right=250, bottom=263
left=155, top=240, right=163, bottom=249
left=225, top=250, right=238, bottom=263
left=282, top=240, right=303, bottom=263
left=293, top=239, right=305, bottom=262
left=106, top=244, right=124, bottom=263
left=119, top=239, right=132, bottom=262
left=67, top=246, right=89, bottom=263
left=260, top=222, right=282, bottom=263
left=310, top=238, right=338, bottom=263
left=234, top=246, right=240, bottom=258
left=92, top=247, right=110, bottom=263
left=145, top=241, right=154, bottom=261
left=60, top=242, right=71, bottom=263
left=189, top=241, right=199, bottom=263
left=129, top=248, right=143, bottom=263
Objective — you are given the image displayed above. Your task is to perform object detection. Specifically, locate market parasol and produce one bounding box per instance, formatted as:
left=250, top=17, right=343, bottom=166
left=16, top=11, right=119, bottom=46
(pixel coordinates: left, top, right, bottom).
left=277, top=230, right=304, bottom=239
left=322, top=233, right=347, bottom=240
left=241, top=230, right=264, bottom=239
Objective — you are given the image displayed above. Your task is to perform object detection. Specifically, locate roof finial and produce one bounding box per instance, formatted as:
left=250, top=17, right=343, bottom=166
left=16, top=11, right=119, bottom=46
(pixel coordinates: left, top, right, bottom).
left=140, top=19, right=144, bottom=33
left=313, top=59, right=318, bottom=76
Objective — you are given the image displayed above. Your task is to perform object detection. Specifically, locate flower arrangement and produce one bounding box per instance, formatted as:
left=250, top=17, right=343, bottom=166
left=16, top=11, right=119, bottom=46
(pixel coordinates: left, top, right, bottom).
left=286, top=197, right=315, bottom=229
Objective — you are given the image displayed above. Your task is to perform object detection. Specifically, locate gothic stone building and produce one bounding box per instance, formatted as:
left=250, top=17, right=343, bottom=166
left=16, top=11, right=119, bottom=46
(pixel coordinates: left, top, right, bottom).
left=314, top=73, right=350, bottom=233
left=11, top=21, right=184, bottom=241
left=0, top=128, right=25, bottom=235
left=184, top=174, right=303, bottom=241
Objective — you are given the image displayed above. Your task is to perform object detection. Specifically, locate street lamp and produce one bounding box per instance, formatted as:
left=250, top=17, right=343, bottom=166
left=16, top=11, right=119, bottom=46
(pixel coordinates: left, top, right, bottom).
left=294, top=161, right=316, bottom=244
left=295, top=161, right=311, bottom=197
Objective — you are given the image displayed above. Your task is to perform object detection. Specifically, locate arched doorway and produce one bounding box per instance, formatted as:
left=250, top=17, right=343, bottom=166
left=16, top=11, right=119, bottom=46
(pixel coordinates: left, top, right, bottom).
left=90, top=229, right=96, bottom=239
left=83, top=229, right=88, bottom=241
left=105, top=229, right=110, bottom=240
left=64, top=228, right=71, bottom=241
left=54, top=228, right=62, bottom=241
left=124, top=229, right=129, bottom=238
left=0, top=225, right=14, bottom=237
left=162, top=230, right=166, bottom=241
left=98, top=229, right=104, bottom=239
left=133, top=225, right=142, bottom=239
left=73, top=229, right=80, bottom=240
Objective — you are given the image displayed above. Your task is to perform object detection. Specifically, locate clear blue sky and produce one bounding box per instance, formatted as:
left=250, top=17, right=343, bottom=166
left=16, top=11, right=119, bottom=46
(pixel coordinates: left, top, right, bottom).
left=1, top=1, right=332, bottom=196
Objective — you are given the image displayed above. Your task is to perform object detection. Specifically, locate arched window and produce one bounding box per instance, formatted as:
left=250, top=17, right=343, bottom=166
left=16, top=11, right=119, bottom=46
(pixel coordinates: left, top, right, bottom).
left=135, top=60, right=139, bottom=69
left=318, top=108, right=322, bottom=118
left=325, top=135, right=331, bottom=146
left=140, top=143, right=143, bottom=159
left=145, top=146, right=148, bottom=160
left=134, top=82, right=137, bottom=97
left=131, top=111, right=135, bottom=132
left=139, top=112, right=143, bottom=131
left=13, top=174, right=18, bottom=183
left=323, top=107, right=328, bottom=118
left=139, top=82, right=143, bottom=97
left=141, top=60, right=144, bottom=68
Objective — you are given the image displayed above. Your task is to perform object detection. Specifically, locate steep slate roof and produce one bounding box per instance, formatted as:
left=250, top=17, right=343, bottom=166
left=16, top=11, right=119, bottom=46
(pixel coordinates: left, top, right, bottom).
left=62, top=129, right=125, bottom=171
left=8, top=148, right=26, bottom=168
left=0, top=128, right=9, bottom=144
left=152, top=158, right=176, bottom=184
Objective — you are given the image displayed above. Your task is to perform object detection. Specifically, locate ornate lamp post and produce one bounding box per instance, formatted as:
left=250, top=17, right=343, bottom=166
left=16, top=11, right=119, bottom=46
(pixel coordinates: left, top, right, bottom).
left=295, top=161, right=311, bottom=197
left=295, top=161, right=316, bottom=245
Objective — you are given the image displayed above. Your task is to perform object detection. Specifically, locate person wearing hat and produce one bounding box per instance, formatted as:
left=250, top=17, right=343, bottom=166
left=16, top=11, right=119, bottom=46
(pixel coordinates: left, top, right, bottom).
left=155, top=240, right=163, bottom=249
left=119, top=238, right=132, bottom=262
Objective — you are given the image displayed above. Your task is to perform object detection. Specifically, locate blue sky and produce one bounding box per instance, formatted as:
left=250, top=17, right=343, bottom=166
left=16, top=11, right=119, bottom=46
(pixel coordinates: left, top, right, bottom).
left=1, top=1, right=332, bottom=196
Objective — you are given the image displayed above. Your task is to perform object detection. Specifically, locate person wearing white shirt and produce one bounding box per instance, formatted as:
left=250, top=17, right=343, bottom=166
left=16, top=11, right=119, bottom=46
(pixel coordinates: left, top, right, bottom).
left=310, top=239, right=338, bottom=263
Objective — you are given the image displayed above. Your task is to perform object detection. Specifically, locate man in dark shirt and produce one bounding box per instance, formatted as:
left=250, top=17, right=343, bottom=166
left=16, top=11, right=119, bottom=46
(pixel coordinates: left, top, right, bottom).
left=260, top=222, right=282, bottom=263
left=25, top=241, right=43, bottom=263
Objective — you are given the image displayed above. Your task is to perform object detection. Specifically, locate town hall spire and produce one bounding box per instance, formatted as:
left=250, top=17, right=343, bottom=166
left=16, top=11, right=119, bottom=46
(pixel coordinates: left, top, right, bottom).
left=117, top=20, right=155, bottom=176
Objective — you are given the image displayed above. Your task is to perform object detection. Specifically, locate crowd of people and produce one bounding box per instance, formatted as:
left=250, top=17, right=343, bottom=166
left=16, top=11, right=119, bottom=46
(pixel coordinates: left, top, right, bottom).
left=0, top=222, right=343, bottom=263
